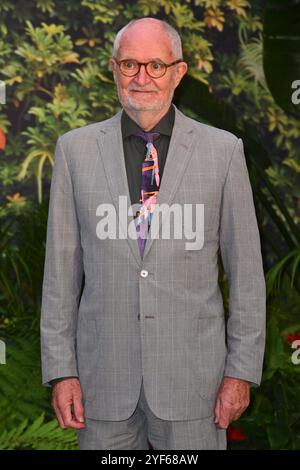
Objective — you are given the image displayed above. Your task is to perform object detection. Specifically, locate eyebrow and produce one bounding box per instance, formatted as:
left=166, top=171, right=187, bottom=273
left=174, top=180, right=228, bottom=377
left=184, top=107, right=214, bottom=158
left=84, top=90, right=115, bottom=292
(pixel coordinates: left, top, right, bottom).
left=119, top=57, right=165, bottom=62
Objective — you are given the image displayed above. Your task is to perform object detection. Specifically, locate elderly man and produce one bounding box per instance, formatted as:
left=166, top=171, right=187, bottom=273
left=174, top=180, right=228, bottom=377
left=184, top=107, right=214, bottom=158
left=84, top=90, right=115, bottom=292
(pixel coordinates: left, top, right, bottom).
left=40, top=17, right=266, bottom=450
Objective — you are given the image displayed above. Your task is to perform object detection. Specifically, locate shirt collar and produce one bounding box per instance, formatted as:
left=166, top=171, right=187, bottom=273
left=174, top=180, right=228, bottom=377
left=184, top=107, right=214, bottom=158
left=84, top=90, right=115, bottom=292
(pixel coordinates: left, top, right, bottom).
left=121, top=102, right=175, bottom=138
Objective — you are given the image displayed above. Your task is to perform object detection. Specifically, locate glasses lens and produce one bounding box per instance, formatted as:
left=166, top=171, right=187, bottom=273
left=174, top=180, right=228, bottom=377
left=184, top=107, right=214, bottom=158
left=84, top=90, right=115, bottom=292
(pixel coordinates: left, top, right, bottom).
left=119, top=60, right=139, bottom=76
left=147, top=62, right=166, bottom=78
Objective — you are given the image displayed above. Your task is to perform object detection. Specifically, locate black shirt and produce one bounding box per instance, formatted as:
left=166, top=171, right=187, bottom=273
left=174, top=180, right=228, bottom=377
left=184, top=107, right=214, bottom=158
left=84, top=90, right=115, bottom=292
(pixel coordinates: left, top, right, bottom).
left=121, top=103, right=175, bottom=206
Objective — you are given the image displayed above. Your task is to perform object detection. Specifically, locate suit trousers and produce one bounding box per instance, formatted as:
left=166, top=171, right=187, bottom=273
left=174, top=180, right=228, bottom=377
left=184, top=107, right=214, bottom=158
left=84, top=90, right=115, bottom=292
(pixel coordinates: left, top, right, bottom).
left=77, top=379, right=227, bottom=450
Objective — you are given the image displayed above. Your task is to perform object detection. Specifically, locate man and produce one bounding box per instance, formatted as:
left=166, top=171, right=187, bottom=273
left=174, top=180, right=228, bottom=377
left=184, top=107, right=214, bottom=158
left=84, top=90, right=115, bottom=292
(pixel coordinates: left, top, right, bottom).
left=40, top=17, right=266, bottom=450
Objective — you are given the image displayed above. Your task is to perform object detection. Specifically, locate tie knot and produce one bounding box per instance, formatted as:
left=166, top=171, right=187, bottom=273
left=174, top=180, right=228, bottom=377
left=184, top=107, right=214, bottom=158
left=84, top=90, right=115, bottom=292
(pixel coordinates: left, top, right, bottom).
left=133, top=131, right=160, bottom=143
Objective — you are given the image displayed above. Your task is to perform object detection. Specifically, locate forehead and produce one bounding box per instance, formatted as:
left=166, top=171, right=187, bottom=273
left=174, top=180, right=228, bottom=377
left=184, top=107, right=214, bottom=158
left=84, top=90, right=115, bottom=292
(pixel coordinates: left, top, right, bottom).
left=117, top=26, right=174, bottom=61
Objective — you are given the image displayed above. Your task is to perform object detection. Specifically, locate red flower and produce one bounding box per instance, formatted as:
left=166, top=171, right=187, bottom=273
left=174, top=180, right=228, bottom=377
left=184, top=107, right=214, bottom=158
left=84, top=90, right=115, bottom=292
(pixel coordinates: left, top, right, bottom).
left=0, top=128, right=6, bottom=150
left=287, top=333, right=300, bottom=346
left=227, top=424, right=247, bottom=442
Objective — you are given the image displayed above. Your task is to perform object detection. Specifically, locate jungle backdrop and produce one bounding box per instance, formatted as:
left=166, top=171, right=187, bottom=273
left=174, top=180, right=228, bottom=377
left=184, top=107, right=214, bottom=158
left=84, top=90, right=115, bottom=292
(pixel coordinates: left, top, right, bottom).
left=0, top=0, right=300, bottom=450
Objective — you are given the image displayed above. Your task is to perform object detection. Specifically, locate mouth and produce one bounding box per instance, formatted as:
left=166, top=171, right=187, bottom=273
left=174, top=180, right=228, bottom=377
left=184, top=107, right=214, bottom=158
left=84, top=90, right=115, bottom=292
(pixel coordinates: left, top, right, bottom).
left=130, top=90, right=156, bottom=93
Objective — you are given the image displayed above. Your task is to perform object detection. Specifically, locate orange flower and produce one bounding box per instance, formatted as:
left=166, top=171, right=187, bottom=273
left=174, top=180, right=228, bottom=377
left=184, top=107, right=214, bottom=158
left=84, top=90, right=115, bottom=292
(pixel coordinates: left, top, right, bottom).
left=6, top=192, right=27, bottom=208
left=226, top=0, right=249, bottom=18
left=0, top=128, right=6, bottom=150
left=204, top=8, right=225, bottom=32
left=227, top=424, right=247, bottom=441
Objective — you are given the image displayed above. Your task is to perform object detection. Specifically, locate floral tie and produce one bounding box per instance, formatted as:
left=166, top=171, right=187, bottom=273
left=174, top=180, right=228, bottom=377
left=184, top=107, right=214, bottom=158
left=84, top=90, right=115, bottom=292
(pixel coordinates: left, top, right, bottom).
left=133, top=131, right=160, bottom=257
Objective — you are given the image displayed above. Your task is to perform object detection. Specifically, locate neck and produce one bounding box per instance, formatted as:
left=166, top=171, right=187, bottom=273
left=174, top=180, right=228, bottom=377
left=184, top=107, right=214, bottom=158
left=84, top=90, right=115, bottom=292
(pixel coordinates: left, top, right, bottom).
left=123, top=104, right=171, bottom=131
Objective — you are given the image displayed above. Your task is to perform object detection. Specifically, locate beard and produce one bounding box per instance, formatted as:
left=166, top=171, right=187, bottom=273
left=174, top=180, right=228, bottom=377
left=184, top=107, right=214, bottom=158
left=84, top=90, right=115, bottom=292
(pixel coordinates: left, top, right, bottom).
left=116, top=83, right=174, bottom=112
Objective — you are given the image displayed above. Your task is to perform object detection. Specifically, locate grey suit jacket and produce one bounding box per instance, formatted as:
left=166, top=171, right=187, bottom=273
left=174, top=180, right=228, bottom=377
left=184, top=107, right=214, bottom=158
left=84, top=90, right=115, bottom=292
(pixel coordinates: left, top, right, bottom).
left=40, top=104, right=266, bottom=421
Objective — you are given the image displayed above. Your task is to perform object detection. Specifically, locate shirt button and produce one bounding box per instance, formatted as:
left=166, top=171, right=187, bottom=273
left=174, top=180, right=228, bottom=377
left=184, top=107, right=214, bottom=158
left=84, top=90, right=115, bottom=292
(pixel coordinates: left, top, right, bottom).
left=140, top=269, right=148, bottom=278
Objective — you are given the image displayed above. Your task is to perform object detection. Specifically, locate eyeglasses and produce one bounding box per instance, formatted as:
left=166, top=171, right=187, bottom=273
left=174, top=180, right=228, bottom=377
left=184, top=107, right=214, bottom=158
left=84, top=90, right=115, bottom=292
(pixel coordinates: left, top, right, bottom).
left=112, top=57, right=184, bottom=78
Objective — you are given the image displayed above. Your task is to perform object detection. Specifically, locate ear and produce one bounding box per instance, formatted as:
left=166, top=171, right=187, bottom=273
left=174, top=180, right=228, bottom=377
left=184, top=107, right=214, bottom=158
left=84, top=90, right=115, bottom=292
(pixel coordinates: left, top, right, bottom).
left=174, top=62, right=188, bottom=88
left=109, top=57, right=116, bottom=72
left=109, top=58, right=118, bottom=84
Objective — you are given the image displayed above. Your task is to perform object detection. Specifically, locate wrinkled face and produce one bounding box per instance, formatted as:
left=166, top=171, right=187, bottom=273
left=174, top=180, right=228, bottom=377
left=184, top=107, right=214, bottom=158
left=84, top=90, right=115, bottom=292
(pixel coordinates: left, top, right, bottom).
left=109, top=23, right=188, bottom=113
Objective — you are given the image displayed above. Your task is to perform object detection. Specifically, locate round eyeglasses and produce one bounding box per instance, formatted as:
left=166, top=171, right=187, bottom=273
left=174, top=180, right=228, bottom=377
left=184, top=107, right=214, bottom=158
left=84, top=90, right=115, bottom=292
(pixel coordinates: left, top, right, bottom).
left=113, top=58, right=184, bottom=78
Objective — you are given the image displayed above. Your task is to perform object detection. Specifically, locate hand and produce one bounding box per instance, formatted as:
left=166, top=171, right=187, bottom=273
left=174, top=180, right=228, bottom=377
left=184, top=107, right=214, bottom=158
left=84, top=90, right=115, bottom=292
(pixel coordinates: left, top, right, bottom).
left=51, top=378, right=85, bottom=429
left=214, top=376, right=250, bottom=429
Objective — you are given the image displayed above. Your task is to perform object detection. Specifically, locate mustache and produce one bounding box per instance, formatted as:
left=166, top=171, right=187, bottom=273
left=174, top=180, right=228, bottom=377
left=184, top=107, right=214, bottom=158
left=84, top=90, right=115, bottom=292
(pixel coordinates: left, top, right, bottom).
left=129, top=88, right=157, bottom=92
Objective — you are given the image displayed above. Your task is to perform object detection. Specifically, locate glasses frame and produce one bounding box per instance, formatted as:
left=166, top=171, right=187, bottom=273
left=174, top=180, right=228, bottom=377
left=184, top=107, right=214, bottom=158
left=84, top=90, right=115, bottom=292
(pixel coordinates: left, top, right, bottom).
left=112, top=57, right=184, bottom=78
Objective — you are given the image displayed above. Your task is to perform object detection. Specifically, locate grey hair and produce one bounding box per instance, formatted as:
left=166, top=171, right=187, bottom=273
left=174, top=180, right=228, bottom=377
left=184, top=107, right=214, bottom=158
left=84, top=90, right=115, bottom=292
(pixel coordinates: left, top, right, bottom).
left=112, top=18, right=183, bottom=60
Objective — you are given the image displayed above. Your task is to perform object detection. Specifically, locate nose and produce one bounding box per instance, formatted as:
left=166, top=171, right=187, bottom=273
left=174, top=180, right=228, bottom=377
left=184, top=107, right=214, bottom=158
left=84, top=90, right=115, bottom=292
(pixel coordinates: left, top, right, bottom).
left=133, top=64, right=152, bottom=86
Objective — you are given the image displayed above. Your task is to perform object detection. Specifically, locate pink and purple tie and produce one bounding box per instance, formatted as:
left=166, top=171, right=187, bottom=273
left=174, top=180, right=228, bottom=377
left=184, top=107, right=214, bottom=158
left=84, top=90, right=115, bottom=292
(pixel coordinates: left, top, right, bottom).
left=133, top=131, right=160, bottom=257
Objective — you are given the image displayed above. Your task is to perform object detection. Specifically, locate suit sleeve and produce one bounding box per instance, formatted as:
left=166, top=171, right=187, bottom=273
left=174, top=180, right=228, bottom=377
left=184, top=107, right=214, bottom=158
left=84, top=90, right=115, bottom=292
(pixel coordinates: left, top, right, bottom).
left=40, top=137, right=84, bottom=386
left=219, top=137, right=266, bottom=386
left=48, top=376, right=78, bottom=387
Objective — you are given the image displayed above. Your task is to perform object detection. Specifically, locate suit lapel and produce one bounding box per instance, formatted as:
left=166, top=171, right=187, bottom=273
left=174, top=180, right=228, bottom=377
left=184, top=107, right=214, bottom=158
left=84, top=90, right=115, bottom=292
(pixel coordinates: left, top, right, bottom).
left=96, top=104, right=196, bottom=264
left=96, top=111, right=142, bottom=266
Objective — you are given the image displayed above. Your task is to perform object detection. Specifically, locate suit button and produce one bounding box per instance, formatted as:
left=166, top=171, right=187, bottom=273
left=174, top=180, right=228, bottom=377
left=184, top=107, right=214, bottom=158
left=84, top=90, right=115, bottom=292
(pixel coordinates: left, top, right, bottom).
left=140, top=269, right=148, bottom=278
